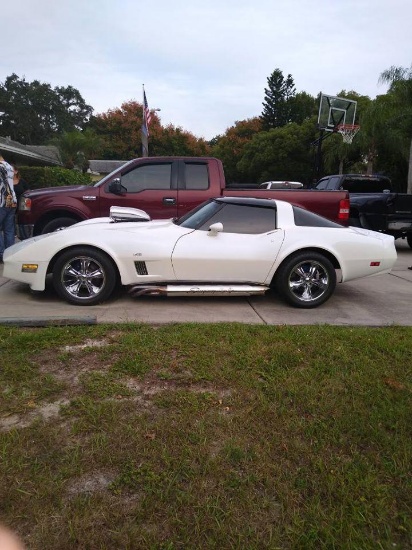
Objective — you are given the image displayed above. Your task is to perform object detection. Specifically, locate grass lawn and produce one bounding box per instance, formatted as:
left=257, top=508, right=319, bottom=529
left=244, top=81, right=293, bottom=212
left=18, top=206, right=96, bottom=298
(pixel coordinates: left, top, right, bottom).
left=0, top=323, right=411, bottom=549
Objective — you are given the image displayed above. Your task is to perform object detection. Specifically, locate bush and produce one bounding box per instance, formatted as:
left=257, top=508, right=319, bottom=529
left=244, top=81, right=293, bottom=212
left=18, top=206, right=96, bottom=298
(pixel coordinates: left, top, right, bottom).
left=18, top=166, right=92, bottom=190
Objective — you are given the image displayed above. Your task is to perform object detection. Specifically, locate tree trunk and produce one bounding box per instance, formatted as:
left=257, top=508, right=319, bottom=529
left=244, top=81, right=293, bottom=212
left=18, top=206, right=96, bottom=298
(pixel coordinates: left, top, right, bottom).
left=408, top=138, right=412, bottom=194
left=366, top=157, right=373, bottom=175
left=366, top=146, right=377, bottom=175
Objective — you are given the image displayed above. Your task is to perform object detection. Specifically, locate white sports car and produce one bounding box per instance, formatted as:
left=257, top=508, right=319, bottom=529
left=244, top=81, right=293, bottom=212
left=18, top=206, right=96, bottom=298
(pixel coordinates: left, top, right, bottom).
left=3, top=197, right=397, bottom=308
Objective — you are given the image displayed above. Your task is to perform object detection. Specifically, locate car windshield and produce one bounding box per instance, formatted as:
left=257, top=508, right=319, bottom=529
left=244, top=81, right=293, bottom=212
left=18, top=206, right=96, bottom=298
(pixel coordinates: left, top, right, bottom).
left=174, top=200, right=223, bottom=229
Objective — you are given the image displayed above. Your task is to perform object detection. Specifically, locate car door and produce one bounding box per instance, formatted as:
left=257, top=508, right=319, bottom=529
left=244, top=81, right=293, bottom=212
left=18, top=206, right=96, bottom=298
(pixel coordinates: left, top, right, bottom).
left=171, top=203, right=285, bottom=283
left=99, top=161, right=179, bottom=219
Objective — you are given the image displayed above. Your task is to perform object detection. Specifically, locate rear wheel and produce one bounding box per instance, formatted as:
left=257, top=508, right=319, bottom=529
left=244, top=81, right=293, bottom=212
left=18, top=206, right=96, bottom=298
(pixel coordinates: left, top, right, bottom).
left=275, top=251, right=336, bottom=308
left=52, top=247, right=117, bottom=305
left=42, top=217, right=78, bottom=234
left=348, top=216, right=362, bottom=228
left=407, top=234, right=412, bottom=249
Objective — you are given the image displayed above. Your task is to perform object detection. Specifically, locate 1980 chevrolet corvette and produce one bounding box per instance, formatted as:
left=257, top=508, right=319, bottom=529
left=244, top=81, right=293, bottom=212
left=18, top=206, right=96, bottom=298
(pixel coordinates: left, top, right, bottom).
left=3, top=197, right=397, bottom=308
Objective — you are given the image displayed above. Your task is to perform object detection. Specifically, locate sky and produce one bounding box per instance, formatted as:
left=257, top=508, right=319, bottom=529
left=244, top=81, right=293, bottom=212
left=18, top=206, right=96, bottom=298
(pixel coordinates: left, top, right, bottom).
left=2, top=0, right=412, bottom=140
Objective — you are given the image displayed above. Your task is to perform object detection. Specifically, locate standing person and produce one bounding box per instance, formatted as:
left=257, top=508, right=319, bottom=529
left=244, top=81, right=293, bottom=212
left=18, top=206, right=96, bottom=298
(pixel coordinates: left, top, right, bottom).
left=12, top=166, right=29, bottom=240
left=0, top=154, right=17, bottom=263
left=12, top=166, right=29, bottom=201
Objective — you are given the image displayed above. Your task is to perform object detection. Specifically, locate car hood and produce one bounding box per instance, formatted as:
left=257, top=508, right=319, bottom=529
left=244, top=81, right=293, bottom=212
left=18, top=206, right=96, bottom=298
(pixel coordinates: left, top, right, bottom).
left=72, top=216, right=174, bottom=230
left=4, top=217, right=189, bottom=262
left=24, top=185, right=94, bottom=197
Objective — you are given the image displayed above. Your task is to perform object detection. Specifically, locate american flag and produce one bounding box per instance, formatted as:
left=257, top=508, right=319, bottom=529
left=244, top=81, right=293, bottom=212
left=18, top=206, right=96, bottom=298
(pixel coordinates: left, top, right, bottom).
left=143, top=90, right=152, bottom=135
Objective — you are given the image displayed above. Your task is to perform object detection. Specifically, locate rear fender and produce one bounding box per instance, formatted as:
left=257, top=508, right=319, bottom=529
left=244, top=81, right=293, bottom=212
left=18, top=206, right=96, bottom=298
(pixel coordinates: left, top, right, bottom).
left=270, top=247, right=342, bottom=287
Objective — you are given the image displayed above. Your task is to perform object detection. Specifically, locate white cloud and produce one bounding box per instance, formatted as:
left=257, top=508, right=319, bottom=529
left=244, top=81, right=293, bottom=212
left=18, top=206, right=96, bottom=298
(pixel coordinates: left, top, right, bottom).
left=2, top=0, right=411, bottom=139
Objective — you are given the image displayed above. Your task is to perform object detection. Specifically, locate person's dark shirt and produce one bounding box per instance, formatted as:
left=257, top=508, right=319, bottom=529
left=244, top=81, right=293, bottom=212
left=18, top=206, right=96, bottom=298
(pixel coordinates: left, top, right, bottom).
left=14, top=177, right=29, bottom=200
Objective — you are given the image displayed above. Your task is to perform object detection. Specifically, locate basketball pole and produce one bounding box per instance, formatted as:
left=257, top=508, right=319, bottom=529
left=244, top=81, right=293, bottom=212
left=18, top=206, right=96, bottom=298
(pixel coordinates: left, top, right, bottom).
left=314, top=129, right=324, bottom=183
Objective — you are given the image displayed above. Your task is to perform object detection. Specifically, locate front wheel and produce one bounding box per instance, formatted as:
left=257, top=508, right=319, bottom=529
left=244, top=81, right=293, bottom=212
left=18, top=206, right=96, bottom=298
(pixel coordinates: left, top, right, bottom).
left=407, top=234, right=412, bottom=249
left=52, top=247, right=117, bottom=305
left=274, top=252, right=336, bottom=308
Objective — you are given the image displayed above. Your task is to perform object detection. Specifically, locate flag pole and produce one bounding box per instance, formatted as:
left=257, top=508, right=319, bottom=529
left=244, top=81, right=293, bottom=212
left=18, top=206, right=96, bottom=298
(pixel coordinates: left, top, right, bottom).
left=141, top=84, right=149, bottom=157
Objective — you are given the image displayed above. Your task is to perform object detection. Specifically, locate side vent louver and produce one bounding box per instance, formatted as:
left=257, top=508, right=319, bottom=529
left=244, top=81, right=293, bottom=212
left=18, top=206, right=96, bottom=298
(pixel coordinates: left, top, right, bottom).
left=134, top=261, right=148, bottom=276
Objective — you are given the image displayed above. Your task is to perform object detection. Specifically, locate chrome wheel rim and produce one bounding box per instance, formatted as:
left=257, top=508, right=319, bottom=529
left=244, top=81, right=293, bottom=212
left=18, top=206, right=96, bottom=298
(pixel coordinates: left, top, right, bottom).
left=288, top=260, right=329, bottom=303
left=61, top=256, right=106, bottom=300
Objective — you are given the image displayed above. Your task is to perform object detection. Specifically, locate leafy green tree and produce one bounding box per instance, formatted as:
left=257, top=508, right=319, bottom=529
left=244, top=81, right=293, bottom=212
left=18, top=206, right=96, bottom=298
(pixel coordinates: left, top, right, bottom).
left=0, top=74, right=93, bottom=144
left=50, top=129, right=103, bottom=170
left=378, top=65, right=412, bottom=192
left=18, top=166, right=91, bottom=188
left=88, top=101, right=151, bottom=159
left=90, top=101, right=209, bottom=158
left=289, top=91, right=318, bottom=124
left=261, top=69, right=296, bottom=129
left=211, top=118, right=262, bottom=182
left=358, top=95, right=390, bottom=175
left=237, top=118, right=317, bottom=184
left=150, top=124, right=211, bottom=156
left=322, top=132, right=364, bottom=175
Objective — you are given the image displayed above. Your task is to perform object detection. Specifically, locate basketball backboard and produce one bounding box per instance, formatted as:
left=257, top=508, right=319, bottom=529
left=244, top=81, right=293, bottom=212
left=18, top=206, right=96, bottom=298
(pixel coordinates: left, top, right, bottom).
left=317, top=94, right=357, bottom=131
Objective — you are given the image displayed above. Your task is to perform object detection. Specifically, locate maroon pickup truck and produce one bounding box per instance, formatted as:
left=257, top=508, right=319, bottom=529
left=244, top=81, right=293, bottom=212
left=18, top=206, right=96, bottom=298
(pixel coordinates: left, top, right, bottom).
left=17, top=157, right=350, bottom=238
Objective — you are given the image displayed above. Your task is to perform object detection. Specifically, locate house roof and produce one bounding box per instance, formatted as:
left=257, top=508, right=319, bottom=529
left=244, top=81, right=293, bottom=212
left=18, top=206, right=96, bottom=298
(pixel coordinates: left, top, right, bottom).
left=0, top=136, right=62, bottom=166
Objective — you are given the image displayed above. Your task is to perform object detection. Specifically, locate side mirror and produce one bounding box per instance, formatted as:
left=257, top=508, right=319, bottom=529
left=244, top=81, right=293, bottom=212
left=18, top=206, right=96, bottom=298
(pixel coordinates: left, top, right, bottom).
left=108, top=178, right=125, bottom=194
left=208, top=222, right=223, bottom=236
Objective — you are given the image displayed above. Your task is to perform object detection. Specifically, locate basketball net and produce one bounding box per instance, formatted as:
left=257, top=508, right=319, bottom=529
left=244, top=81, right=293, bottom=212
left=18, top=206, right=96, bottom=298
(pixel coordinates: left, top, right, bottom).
left=337, top=124, right=360, bottom=144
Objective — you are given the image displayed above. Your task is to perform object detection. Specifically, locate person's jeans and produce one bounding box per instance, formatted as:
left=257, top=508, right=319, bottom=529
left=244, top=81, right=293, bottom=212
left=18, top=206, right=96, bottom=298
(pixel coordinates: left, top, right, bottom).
left=0, top=206, right=16, bottom=259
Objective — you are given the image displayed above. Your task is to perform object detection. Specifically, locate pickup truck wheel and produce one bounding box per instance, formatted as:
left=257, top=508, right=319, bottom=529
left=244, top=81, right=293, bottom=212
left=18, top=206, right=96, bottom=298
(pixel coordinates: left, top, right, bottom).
left=275, top=252, right=336, bottom=308
left=407, top=234, right=412, bottom=249
left=349, top=217, right=362, bottom=227
left=42, top=217, right=78, bottom=234
left=52, top=247, right=117, bottom=305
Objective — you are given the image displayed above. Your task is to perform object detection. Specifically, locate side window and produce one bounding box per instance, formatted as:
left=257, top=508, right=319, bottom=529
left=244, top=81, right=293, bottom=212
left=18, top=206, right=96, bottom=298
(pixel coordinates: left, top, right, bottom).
left=198, top=204, right=276, bottom=234
left=185, top=163, right=209, bottom=190
left=121, top=164, right=172, bottom=192
left=326, top=176, right=341, bottom=189
left=316, top=178, right=328, bottom=190
left=292, top=205, right=343, bottom=228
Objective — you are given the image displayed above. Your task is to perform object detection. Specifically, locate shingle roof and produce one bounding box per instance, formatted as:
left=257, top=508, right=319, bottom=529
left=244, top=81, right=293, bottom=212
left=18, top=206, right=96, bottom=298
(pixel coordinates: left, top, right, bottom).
left=0, top=137, right=62, bottom=166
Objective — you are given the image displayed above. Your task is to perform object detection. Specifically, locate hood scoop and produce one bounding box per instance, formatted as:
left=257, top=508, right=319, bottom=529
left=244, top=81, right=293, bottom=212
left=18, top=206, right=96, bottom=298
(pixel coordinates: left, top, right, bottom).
left=110, top=206, right=151, bottom=222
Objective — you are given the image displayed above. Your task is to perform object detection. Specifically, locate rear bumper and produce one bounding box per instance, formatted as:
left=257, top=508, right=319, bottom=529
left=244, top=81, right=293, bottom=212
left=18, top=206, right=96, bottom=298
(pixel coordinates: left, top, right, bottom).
left=387, top=221, right=412, bottom=231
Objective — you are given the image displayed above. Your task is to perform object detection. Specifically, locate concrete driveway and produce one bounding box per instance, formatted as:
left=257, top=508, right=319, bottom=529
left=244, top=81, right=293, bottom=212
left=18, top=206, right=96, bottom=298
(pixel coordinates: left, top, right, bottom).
left=0, top=239, right=411, bottom=326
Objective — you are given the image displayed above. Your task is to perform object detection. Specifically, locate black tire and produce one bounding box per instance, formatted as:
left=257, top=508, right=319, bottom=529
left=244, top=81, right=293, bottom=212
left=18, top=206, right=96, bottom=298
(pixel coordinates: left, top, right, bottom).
left=52, top=247, right=117, bottom=305
left=42, top=217, right=78, bottom=234
left=348, top=216, right=362, bottom=228
left=275, top=251, right=336, bottom=308
left=407, top=234, right=412, bottom=249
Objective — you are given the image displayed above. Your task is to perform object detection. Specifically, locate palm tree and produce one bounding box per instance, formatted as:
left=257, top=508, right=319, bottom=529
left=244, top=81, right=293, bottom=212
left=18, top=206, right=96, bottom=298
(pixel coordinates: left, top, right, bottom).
left=50, top=129, right=103, bottom=171
left=379, top=65, right=412, bottom=193
left=359, top=95, right=391, bottom=175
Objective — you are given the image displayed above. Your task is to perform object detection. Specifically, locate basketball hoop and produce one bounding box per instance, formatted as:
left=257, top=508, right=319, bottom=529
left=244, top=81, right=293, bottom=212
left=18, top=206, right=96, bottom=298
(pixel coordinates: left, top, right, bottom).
left=337, top=124, right=360, bottom=144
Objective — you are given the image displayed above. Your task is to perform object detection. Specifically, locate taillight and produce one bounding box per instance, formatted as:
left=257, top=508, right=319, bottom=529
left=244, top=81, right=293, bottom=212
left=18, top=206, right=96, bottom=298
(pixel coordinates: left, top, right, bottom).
left=19, top=197, right=32, bottom=211
left=338, top=198, right=350, bottom=220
